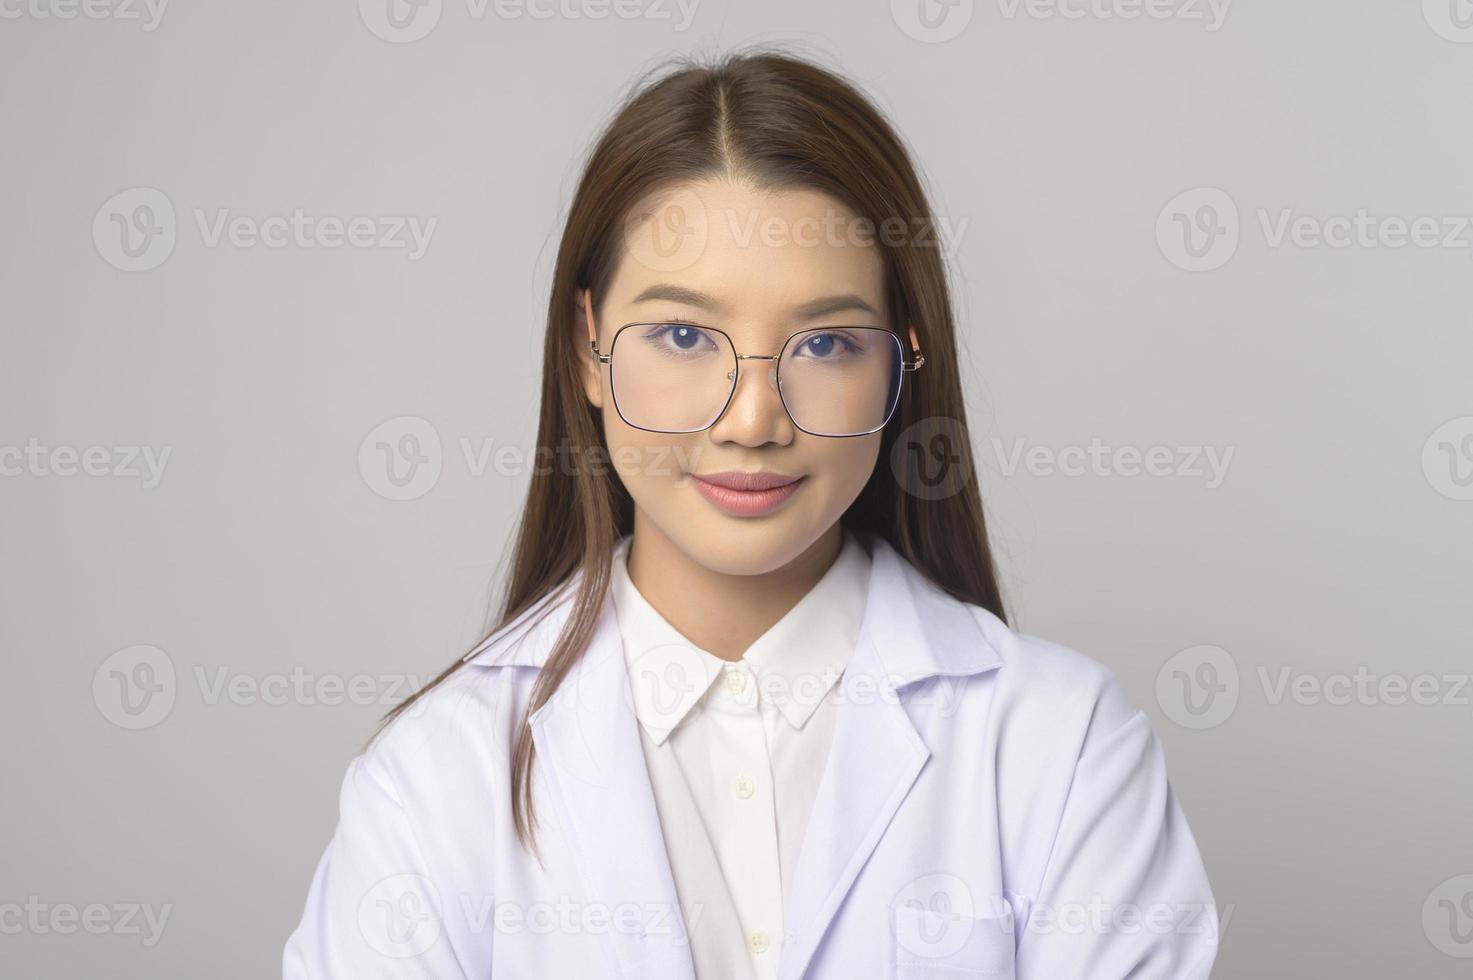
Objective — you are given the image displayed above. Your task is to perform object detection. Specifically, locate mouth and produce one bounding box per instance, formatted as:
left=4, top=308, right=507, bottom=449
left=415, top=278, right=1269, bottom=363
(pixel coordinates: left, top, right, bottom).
left=689, top=470, right=806, bottom=517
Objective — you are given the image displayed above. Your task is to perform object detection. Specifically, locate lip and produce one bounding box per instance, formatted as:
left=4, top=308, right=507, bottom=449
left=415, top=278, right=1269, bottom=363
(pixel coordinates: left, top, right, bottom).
left=690, top=470, right=806, bottom=517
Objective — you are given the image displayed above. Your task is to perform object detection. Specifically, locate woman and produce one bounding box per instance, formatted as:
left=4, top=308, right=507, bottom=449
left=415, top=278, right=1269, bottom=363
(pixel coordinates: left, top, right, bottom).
left=284, top=49, right=1218, bottom=979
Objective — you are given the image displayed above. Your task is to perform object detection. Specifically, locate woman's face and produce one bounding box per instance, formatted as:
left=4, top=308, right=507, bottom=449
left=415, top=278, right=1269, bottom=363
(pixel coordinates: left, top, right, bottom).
left=578, top=178, right=891, bottom=576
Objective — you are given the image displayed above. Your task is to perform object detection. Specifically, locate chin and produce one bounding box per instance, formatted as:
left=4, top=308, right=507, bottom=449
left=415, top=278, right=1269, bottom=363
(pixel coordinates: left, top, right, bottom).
left=663, top=508, right=832, bottom=577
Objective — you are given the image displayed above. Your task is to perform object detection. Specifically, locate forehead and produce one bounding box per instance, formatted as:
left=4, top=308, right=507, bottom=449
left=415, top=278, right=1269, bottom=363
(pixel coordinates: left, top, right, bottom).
left=607, top=179, right=886, bottom=320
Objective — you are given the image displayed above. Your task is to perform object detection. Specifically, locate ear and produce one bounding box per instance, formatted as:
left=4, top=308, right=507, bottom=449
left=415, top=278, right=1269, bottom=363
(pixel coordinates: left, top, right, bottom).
left=576, top=288, right=605, bottom=409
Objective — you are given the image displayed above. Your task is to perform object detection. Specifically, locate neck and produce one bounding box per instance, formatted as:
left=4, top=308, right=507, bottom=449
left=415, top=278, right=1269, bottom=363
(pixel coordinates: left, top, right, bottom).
left=624, top=515, right=845, bottom=662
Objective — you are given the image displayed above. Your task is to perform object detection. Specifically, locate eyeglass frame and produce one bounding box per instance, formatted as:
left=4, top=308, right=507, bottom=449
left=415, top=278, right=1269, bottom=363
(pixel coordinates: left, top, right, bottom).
left=581, top=290, right=926, bottom=438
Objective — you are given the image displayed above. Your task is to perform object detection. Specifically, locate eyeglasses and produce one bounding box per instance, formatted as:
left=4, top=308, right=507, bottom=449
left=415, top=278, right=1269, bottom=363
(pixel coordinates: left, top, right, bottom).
left=583, top=292, right=925, bottom=438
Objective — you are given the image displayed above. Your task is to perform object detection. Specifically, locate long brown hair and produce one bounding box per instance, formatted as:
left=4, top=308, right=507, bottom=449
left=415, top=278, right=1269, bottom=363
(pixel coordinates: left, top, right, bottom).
left=379, top=46, right=1007, bottom=854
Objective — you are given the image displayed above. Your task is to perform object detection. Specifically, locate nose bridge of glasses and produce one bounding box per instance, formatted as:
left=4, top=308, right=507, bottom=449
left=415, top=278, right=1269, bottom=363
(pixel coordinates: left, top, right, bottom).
left=726, top=353, right=780, bottom=395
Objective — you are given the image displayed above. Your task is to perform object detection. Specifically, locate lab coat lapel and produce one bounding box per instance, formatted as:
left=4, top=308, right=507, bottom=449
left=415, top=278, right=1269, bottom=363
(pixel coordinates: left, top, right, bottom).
left=777, top=635, right=928, bottom=980
left=528, top=591, right=697, bottom=980
left=777, top=536, right=1004, bottom=980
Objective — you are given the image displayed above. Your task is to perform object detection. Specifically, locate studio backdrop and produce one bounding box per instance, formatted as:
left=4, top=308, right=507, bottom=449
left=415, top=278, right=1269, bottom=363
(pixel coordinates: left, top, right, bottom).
left=2, top=1, right=1470, bottom=977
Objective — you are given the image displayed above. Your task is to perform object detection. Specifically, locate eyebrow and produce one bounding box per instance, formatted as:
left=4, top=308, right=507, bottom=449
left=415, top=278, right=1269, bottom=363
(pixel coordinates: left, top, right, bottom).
left=631, top=284, right=880, bottom=321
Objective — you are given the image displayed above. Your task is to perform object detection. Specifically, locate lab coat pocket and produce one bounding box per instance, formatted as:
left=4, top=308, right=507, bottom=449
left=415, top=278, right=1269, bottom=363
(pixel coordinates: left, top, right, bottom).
left=890, top=902, right=1016, bottom=980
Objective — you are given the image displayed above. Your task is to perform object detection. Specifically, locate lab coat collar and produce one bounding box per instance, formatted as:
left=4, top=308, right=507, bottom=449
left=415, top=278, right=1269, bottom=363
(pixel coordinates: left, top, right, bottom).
left=742, top=528, right=873, bottom=729
left=461, top=531, right=1006, bottom=980
left=606, top=528, right=875, bottom=743
left=461, top=529, right=1005, bottom=687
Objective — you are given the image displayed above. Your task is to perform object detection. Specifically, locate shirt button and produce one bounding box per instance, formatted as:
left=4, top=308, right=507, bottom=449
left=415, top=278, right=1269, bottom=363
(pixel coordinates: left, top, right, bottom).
left=732, top=775, right=754, bottom=799
left=748, top=930, right=770, bottom=954
left=724, top=670, right=747, bottom=694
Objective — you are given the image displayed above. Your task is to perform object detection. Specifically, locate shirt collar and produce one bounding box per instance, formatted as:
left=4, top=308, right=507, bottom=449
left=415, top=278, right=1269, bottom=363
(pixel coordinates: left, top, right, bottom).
left=609, top=528, right=873, bottom=743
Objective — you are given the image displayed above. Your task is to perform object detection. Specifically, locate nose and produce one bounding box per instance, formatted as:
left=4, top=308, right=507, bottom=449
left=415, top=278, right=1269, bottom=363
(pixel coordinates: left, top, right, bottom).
left=708, top=356, right=792, bottom=445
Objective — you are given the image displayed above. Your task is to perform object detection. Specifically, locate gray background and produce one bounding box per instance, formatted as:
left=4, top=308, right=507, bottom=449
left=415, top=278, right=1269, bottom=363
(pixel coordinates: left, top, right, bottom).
left=3, top=0, right=1471, bottom=976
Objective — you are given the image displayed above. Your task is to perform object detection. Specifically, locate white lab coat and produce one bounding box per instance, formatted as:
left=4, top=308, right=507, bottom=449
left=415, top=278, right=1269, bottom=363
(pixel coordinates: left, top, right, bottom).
left=284, top=534, right=1219, bottom=979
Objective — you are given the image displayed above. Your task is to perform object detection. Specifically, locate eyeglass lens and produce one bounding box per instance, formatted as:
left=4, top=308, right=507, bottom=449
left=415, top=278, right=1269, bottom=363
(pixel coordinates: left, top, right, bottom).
left=608, top=324, right=903, bottom=436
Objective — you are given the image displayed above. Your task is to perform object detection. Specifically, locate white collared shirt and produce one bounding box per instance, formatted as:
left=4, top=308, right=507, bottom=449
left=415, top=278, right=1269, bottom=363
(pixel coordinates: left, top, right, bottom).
left=608, top=529, right=873, bottom=980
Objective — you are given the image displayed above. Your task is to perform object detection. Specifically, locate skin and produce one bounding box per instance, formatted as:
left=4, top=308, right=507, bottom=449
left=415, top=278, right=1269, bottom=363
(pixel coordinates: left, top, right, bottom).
left=576, top=178, right=893, bottom=661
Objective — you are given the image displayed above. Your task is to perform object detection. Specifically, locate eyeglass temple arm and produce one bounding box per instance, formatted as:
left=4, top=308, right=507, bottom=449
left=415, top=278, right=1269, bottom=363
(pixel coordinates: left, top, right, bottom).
left=583, top=290, right=611, bottom=363
left=903, top=325, right=926, bottom=371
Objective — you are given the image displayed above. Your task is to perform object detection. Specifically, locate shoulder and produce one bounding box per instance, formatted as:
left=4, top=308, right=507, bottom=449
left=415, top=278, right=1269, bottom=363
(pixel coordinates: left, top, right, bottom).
left=956, top=607, right=1179, bottom=887
left=980, top=608, right=1135, bottom=720
left=349, top=664, right=521, bottom=808
left=962, top=605, right=1147, bottom=766
left=357, top=605, right=564, bottom=804
left=364, top=581, right=579, bottom=772
left=288, top=637, right=542, bottom=974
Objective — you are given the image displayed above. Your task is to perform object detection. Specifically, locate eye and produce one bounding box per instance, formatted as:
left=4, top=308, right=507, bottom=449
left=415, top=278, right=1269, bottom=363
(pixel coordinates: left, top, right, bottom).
left=791, top=330, right=864, bottom=360
left=640, top=322, right=723, bottom=358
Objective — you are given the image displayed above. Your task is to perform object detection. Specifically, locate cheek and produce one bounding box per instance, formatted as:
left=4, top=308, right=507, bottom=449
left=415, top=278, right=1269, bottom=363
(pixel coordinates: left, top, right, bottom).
left=807, top=435, right=883, bottom=496
left=602, top=420, right=703, bottom=495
